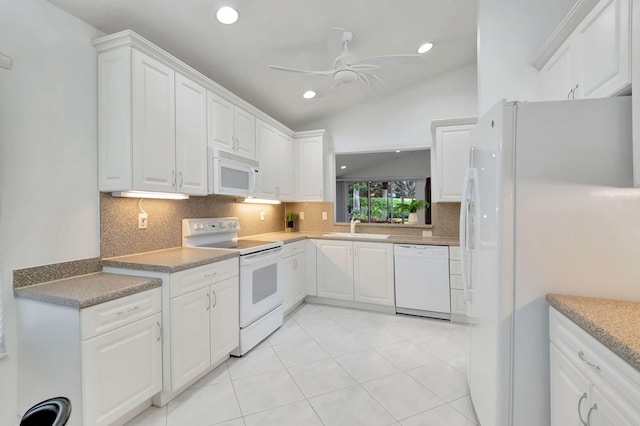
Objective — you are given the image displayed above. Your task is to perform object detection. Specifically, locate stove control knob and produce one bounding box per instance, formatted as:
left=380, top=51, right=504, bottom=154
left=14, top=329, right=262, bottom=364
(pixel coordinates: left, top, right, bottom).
left=220, top=222, right=227, bottom=229
left=198, top=224, right=204, bottom=230
left=192, top=224, right=198, bottom=231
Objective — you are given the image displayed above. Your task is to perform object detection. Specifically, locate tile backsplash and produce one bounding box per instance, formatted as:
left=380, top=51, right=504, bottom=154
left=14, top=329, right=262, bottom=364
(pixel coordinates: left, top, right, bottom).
left=101, top=194, right=460, bottom=258
left=100, top=193, right=285, bottom=258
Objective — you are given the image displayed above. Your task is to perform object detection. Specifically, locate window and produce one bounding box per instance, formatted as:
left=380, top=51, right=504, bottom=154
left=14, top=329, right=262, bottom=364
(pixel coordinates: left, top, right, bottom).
left=345, top=180, right=421, bottom=224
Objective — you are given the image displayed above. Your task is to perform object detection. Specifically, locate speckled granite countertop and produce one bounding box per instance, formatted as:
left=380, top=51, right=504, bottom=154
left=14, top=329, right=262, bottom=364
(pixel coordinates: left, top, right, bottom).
left=14, top=273, right=161, bottom=309
left=243, top=231, right=459, bottom=246
left=103, top=247, right=239, bottom=273
left=546, top=294, right=640, bottom=372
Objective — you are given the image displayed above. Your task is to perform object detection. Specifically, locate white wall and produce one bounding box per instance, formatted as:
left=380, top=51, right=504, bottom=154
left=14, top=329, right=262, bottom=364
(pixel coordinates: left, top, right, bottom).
left=299, top=63, right=478, bottom=153
left=0, top=0, right=101, bottom=422
left=477, top=0, right=577, bottom=115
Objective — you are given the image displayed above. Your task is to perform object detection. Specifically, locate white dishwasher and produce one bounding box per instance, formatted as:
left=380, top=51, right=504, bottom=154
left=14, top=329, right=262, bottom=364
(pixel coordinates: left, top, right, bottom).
left=394, top=244, right=450, bottom=319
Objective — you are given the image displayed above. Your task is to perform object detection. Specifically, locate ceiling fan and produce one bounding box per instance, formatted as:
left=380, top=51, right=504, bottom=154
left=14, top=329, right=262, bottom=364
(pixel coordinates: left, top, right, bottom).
left=269, top=27, right=425, bottom=92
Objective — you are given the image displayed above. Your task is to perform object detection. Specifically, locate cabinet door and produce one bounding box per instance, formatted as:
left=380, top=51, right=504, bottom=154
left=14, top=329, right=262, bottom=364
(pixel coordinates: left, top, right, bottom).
left=175, top=73, right=207, bottom=195
left=282, top=255, right=296, bottom=313
left=210, top=277, right=240, bottom=364
left=132, top=50, right=176, bottom=192
left=575, top=0, right=630, bottom=98
left=82, top=313, right=162, bottom=426
left=277, top=131, right=297, bottom=200
left=207, top=91, right=234, bottom=151
left=434, top=124, right=474, bottom=202
left=353, top=242, right=394, bottom=306
left=256, top=120, right=278, bottom=198
left=549, top=344, right=591, bottom=426
left=297, top=136, right=324, bottom=201
left=540, top=43, right=576, bottom=101
left=590, top=384, right=640, bottom=426
left=233, top=106, right=256, bottom=158
left=316, top=240, right=353, bottom=300
left=170, top=287, right=210, bottom=390
left=292, top=252, right=307, bottom=304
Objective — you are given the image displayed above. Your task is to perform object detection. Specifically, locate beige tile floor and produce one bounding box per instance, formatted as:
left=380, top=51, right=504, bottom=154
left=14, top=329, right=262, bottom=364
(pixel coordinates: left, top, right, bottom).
left=126, top=303, right=479, bottom=426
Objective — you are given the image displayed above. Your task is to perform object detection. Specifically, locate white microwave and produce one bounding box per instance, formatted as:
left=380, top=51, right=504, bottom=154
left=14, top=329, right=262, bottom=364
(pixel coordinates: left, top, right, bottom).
left=208, top=147, right=261, bottom=196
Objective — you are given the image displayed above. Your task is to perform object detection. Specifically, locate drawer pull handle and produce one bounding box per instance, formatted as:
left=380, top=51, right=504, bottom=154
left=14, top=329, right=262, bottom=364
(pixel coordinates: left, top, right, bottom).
left=578, top=392, right=588, bottom=426
left=586, top=403, right=597, bottom=425
left=205, top=272, right=217, bottom=278
left=156, top=321, right=162, bottom=342
left=116, top=305, right=139, bottom=316
left=578, top=351, right=601, bottom=371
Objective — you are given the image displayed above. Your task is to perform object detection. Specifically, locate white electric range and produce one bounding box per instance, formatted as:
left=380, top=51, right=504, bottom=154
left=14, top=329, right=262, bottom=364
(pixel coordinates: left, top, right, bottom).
left=182, top=217, right=283, bottom=356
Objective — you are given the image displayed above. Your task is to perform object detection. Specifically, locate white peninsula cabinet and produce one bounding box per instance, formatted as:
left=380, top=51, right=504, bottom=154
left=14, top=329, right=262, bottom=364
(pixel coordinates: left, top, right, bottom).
left=105, top=258, right=239, bottom=406
left=17, top=288, right=162, bottom=426
left=537, top=0, right=631, bottom=100
left=207, top=91, right=256, bottom=159
left=95, top=33, right=207, bottom=195
left=549, top=308, right=640, bottom=425
left=315, top=240, right=395, bottom=308
left=256, top=119, right=297, bottom=200
left=431, top=118, right=477, bottom=202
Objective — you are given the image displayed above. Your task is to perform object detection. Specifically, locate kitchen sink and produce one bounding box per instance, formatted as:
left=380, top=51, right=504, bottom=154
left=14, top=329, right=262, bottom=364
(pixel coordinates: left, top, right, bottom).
left=323, top=232, right=390, bottom=240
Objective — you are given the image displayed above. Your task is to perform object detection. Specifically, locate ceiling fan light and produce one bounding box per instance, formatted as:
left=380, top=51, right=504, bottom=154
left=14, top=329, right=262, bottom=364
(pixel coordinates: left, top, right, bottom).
left=216, top=6, right=239, bottom=24
left=303, top=90, right=316, bottom=99
left=418, top=42, right=433, bottom=54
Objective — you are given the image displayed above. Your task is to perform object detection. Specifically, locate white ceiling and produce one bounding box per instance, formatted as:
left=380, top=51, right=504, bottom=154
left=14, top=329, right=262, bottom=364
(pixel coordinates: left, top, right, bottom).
left=47, top=0, right=477, bottom=129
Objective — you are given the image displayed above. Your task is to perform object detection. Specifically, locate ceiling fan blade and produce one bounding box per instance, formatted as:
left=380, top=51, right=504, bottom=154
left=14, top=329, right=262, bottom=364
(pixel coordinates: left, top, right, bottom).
left=348, top=64, right=380, bottom=72
left=354, top=54, right=425, bottom=67
left=360, top=72, right=387, bottom=93
left=268, top=65, right=334, bottom=77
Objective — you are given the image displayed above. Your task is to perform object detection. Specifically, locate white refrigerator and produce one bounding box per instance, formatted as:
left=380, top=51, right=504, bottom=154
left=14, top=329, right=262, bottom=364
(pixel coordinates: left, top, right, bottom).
left=460, top=97, right=639, bottom=426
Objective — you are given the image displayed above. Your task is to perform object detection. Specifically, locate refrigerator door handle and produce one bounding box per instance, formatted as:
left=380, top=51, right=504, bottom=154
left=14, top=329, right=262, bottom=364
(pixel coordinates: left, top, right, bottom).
left=460, top=167, right=477, bottom=302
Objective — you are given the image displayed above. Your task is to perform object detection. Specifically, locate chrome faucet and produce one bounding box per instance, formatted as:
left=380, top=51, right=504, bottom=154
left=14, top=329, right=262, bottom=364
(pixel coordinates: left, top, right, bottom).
left=350, top=217, right=361, bottom=234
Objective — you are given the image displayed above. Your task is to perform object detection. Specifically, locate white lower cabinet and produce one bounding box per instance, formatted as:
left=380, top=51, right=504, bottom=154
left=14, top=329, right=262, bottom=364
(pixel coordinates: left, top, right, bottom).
left=17, top=288, right=162, bottom=426
left=549, top=307, right=640, bottom=425
left=282, top=240, right=306, bottom=313
left=105, top=257, right=239, bottom=406
left=316, top=240, right=394, bottom=306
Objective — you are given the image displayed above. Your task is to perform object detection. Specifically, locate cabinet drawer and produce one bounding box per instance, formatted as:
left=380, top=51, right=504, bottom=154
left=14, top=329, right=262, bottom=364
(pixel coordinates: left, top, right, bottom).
left=81, top=288, right=161, bottom=340
left=170, top=258, right=238, bottom=298
left=450, top=289, right=467, bottom=315
left=450, top=274, right=463, bottom=290
left=449, top=260, right=462, bottom=276
left=283, top=240, right=305, bottom=257
left=449, top=246, right=461, bottom=260
left=549, top=308, right=640, bottom=404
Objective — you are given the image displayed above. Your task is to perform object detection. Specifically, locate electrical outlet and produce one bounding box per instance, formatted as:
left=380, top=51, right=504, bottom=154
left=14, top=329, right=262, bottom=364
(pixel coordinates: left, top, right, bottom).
left=300, top=212, right=304, bottom=220
left=138, top=213, right=148, bottom=229
left=260, top=211, right=265, bottom=221
left=322, top=211, right=328, bottom=220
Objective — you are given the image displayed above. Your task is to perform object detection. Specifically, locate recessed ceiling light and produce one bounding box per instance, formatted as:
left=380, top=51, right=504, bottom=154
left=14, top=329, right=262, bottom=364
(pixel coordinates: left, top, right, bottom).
left=340, top=165, right=347, bottom=170
left=418, top=42, right=433, bottom=54
left=216, top=6, right=239, bottom=24
left=303, top=90, right=316, bottom=99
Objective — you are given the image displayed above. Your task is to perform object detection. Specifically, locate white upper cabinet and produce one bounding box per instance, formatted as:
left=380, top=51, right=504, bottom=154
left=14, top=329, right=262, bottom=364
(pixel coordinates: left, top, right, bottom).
left=175, top=73, right=208, bottom=194
left=207, top=90, right=256, bottom=158
left=537, top=0, right=631, bottom=101
left=296, top=130, right=331, bottom=202
left=256, top=119, right=297, bottom=200
left=97, top=45, right=207, bottom=195
left=431, top=118, right=477, bottom=203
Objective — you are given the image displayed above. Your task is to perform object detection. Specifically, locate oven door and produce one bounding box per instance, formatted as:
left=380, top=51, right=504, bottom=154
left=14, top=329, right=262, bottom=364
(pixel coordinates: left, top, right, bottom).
left=239, top=248, right=283, bottom=328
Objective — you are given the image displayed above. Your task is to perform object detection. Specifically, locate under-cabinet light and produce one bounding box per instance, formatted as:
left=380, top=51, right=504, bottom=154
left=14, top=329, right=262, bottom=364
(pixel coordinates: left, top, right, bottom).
left=241, top=197, right=281, bottom=205
left=111, top=191, right=190, bottom=200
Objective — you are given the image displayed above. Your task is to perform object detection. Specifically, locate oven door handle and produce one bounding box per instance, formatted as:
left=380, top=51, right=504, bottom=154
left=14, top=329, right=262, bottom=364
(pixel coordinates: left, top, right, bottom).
left=240, top=248, right=283, bottom=265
